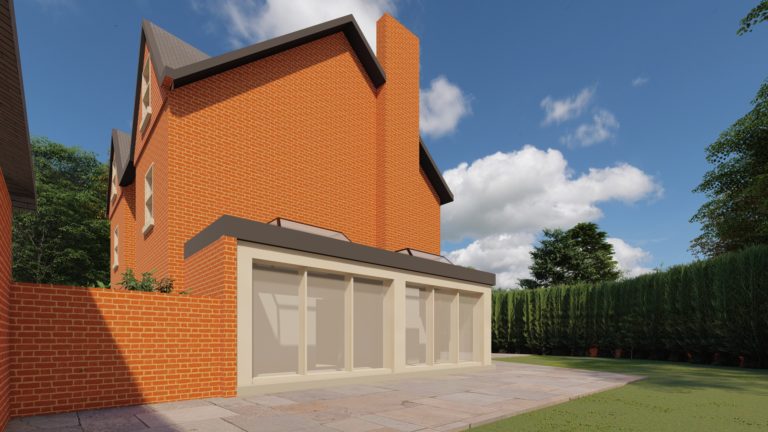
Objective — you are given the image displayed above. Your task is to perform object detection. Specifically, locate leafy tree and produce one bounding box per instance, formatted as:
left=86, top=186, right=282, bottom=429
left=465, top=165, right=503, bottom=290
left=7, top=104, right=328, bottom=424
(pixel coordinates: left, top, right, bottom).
left=12, top=137, right=110, bottom=285
left=738, top=0, right=768, bottom=34
left=690, top=80, right=768, bottom=257
left=519, top=222, right=621, bottom=289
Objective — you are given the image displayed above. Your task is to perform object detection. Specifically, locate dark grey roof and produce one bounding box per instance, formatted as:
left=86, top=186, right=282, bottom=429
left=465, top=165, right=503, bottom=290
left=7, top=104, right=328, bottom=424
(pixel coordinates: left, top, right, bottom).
left=110, top=129, right=131, bottom=185
left=168, top=15, right=385, bottom=88
left=419, top=138, right=453, bottom=205
left=0, top=0, right=35, bottom=210
left=186, top=215, right=495, bottom=286
left=142, top=20, right=209, bottom=79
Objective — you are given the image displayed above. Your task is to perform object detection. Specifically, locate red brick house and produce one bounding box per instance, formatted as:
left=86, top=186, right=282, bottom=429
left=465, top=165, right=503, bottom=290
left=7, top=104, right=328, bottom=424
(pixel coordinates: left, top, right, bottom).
left=108, top=14, right=495, bottom=392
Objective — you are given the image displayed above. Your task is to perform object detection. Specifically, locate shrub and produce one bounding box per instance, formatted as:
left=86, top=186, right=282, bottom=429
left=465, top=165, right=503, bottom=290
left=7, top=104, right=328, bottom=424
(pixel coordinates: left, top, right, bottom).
left=493, top=245, right=768, bottom=367
left=118, top=269, right=174, bottom=294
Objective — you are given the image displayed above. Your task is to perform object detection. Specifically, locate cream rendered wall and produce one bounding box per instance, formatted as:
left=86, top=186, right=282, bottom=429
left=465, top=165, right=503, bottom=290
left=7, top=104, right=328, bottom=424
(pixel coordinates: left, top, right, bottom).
left=236, top=241, right=492, bottom=391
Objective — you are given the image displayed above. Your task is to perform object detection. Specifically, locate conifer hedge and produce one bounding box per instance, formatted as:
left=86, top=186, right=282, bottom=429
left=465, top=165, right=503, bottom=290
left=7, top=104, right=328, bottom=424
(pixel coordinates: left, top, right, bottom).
left=492, top=245, right=768, bottom=367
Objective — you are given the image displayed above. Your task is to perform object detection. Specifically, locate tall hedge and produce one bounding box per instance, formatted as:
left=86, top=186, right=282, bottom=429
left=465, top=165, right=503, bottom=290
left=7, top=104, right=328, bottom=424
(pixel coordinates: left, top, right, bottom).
left=492, top=245, right=768, bottom=367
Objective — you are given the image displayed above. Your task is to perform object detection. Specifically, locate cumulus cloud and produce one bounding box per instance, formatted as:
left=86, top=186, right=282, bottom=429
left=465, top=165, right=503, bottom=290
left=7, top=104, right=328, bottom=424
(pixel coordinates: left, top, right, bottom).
left=198, top=0, right=396, bottom=48
left=540, top=87, right=594, bottom=125
left=441, top=146, right=661, bottom=287
left=420, top=76, right=471, bottom=138
left=607, top=238, right=654, bottom=278
left=631, top=76, right=650, bottom=87
left=444, top=233, right=535, bottom=288
left=442, top=146, right=661, bottom=242
left=560, top=109, right=620, bottom=147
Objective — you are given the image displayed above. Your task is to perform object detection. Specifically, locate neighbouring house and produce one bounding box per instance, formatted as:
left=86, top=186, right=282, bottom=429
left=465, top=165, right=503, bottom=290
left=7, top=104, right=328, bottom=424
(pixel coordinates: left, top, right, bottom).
left=108, top=13, right=495, bottom=393
left=0, top=0, right=37, bottom=429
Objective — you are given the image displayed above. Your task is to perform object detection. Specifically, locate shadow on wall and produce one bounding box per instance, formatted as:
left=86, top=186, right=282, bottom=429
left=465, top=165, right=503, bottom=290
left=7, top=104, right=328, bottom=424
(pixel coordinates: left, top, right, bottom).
left=7, top=283, right=228, bottom=420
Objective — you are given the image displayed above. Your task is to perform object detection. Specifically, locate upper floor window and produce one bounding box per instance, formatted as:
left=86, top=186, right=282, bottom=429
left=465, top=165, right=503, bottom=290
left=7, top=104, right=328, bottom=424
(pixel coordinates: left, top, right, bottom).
left=111, top=161, right=118, bottom=204
left=113, top=226, right=119, bottom=270
left=143, top=164, right=154, bottom=234
left=140, top=56, right=152, bottom=132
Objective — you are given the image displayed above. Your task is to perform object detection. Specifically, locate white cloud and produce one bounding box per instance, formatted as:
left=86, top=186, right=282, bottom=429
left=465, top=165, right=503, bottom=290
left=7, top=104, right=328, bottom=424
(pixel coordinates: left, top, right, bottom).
left=607, top=238, right=654, bottom=278
left=540, top=87, right=594, bottom=125
left=631, top=76, right=650, bottom=87
left=445, top=233, right=535, bottom=288
left=560, top=109, right=619, bottom=147
left=200, top=0, right=396, bottom=48
left=441, top=146, right=662, bottom=287
left=442, top=146, right=661, bottom=242
left=420, top=76, right=471, bottom=138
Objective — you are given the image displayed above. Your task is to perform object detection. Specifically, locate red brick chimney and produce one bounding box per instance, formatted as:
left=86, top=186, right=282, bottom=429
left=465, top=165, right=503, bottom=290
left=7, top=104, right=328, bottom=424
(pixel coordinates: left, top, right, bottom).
left=375, top=14, right=425, bottom=252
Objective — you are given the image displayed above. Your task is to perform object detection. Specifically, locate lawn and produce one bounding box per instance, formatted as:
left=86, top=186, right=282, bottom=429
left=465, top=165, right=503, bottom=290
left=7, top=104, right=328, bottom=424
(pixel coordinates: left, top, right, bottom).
left=475, top=356, right=768, bottom=432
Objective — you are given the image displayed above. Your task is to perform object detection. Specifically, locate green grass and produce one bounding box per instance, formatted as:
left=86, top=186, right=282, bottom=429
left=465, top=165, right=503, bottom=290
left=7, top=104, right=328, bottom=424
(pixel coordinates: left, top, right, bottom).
left=474, top=356, right=768, bottom=431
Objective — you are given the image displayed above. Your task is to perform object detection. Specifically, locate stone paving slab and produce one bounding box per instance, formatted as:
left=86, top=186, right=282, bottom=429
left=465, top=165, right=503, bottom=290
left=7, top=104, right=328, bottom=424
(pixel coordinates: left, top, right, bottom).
left=5, top=361, right=642, bottom=432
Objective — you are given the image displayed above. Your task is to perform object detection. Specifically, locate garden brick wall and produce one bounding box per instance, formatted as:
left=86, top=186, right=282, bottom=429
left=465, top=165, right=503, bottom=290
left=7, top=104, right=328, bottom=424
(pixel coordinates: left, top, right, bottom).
left=0, top=170, right=12, bottom=431
left=183, top=236, right=238, bottom=395
left=7, top=283, right=235, bottom=417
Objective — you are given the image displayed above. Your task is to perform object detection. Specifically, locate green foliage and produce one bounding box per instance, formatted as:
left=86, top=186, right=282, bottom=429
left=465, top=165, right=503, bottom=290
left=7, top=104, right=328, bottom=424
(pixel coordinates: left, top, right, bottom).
left=12, top=137, right=110, bottom=285
left=118, top=269, right=174, bottom=294
left=738, top=0, right=768, bottom=34
left=519, top=222, right=621, bottom=289
left=492, top=246, right=768, bottom=367
left=691, top=80, right=768, bottom=258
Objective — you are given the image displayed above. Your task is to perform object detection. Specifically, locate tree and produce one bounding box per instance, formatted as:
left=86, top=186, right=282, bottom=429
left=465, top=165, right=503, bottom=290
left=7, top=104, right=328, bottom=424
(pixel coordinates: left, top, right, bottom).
left=519, top=222, right=621, bottom=289
left=12, top=137, right=110, bottom=285
left=690, top=80, right=768, bottom=257
left=738, top=1, right=768, bottom=34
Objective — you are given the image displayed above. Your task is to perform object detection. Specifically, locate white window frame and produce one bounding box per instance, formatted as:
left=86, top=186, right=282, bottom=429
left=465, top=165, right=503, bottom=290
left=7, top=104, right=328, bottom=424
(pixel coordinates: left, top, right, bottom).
left=111, top=161, right=118, bottom=204
left=143, top=164, right=154, bottom=234
left=113, top=226, right=119, bottom=270
left=140, top=56, right=152, bottom=132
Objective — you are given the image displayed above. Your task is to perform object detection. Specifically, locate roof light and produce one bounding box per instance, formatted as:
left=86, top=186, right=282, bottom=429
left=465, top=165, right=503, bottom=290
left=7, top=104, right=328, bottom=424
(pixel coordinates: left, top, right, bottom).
left=397, top=248, right=452, bottom=264
left=269, top=218, right=350, bottom=242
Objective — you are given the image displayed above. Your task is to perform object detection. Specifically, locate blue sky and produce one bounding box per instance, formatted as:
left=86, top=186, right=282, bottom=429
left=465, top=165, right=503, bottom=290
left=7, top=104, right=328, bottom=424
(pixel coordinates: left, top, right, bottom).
left=15, top=0, right=768, bottom=286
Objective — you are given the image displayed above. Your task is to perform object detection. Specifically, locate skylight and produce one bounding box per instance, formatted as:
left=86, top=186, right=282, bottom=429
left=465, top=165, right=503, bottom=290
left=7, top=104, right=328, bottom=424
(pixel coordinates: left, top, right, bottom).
left=269, top=218, right=350, bottom=242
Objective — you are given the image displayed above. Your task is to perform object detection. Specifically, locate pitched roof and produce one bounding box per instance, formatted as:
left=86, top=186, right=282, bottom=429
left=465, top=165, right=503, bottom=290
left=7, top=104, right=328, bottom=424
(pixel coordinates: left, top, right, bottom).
left=110, top=129, right=132, bottom=185
left=419, top=138, right=453, bottom=204
left=113, top=15, right=452, bottom=204
left=169, top=15, right=385, bottom=89
left=0, top=0, right=35, bottom=210
left=142, top=20, right=209, bottom=80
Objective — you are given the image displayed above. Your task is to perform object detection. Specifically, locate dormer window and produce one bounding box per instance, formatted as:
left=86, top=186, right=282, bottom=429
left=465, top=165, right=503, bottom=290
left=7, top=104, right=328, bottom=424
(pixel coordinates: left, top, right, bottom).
left=140, top=56, right=152, bottom=132
left=143, top=164, right=154, bottom=234
left=111, top=161, right=118, bottom=204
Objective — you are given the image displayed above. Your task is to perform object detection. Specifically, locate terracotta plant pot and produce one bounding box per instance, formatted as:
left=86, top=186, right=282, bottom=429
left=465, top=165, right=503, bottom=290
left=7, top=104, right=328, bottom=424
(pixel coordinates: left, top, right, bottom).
left=588, top=346, right=599, bottom=357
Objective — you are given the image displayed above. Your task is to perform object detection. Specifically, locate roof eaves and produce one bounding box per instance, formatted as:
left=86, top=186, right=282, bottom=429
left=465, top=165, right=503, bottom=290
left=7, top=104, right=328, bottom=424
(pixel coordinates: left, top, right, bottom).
left=419, top=138, right=454, bottom=205
left=2, top=0, right=36, bottom=211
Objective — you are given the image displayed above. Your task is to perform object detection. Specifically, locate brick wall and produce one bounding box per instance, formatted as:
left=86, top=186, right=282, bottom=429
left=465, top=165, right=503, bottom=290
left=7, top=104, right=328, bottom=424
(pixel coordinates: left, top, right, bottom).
left=0, top=170, right=12, bottom=431
left=109, top=183, right=136, bottom=287
left=7, top=283, right=235, bottom=417
left=183, top=236, right=237, bottom=395
left=113, top=44, right=170, bottom=287
left=164, top=21, right=439, bottom=288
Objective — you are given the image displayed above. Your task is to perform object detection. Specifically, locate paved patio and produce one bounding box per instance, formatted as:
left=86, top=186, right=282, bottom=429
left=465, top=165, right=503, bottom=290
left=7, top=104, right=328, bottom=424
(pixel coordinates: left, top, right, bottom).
left=6, top=361, right=642, bottom=432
